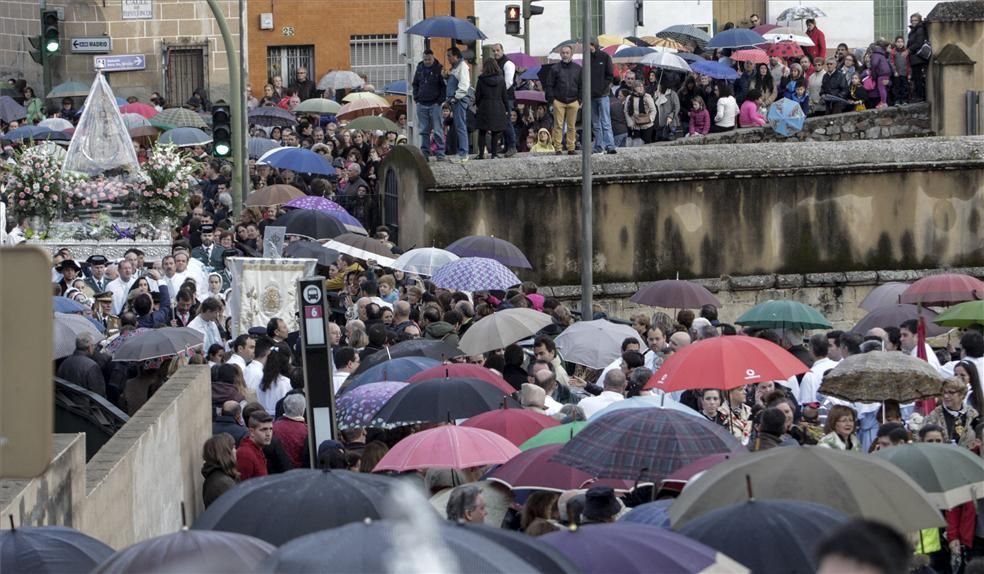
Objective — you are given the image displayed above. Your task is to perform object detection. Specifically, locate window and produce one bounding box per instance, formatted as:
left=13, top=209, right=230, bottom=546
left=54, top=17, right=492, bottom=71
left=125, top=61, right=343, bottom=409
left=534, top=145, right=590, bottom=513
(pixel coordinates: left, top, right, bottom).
left=569, top=0, right=604, bottom=41
left=874, top=0, right=906, bottom=43
left=164, top=44, right=207, bottom=109
left=266, top=45, right=315, bottom=86
left=350, top=35, right=402, bottom=88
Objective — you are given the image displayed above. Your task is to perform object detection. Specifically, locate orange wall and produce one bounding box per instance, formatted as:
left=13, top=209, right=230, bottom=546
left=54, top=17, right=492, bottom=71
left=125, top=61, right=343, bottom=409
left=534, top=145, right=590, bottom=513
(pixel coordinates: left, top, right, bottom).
left=246, top=0, right=472, bottom=91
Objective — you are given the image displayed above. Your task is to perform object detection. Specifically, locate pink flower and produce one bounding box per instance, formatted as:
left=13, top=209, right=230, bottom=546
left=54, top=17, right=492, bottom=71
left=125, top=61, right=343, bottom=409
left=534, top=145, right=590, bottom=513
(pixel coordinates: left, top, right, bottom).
left=18, top=200, right=25, bottom=206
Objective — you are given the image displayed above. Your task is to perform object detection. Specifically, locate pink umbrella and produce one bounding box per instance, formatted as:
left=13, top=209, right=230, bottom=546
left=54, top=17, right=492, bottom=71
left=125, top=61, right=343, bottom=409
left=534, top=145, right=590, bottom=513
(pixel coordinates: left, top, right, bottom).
left=373, top=425, right=519, bottom=472
left=119, top=102, right=158, bottom=119
left=460, top=408, right=559, bottom=446
left=514, top=90, right=546, bottom=105
left=752, top=24, right=780, bottom=35
left=732, top=49, right=770, bottom=65
left=407, top=363, right=515, bottom=395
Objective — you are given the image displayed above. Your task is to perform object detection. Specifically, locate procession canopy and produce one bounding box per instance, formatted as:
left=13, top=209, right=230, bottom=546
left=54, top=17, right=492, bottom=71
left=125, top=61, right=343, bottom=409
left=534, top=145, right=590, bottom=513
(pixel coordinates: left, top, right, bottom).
left=62, top=72, right=140, bottom=177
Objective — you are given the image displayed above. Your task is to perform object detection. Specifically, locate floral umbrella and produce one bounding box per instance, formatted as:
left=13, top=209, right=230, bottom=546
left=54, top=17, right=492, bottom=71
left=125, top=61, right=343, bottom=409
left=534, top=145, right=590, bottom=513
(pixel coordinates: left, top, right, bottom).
left=336, top=381, right=408, bottom=429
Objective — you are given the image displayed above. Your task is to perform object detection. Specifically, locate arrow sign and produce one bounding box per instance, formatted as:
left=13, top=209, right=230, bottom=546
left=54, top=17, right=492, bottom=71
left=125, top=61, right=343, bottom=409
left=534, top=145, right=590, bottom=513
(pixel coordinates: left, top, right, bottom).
left=71, top=37, right=112, bottom=53
left=93, top=54, right=146, bottom=72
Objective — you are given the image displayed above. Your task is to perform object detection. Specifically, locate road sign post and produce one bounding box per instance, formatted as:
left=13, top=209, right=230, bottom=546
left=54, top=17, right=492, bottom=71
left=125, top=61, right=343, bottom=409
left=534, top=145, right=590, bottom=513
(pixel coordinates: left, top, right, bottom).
left=297, top=277, right=336, bottom=468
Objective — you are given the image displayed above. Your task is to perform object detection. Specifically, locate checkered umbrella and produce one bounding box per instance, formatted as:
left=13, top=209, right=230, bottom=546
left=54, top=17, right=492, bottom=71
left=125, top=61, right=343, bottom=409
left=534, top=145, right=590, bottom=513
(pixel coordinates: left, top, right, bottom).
left=150, top=107, right=207, bottom=129
left=550, top=408, right=743, bottom=483
left=431, top=257, right=521, bottom=292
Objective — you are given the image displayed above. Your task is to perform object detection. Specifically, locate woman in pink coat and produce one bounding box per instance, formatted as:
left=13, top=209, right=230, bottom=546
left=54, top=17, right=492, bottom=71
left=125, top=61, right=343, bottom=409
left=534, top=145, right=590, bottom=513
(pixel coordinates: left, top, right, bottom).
left=739, top=88, right=767, bottom=128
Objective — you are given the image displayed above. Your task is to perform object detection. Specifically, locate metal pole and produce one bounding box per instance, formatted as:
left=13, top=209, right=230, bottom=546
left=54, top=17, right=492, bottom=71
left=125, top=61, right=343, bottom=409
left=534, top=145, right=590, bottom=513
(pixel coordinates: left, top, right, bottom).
left=405, top=0, right=416, bottom=144
left=204, top=0, right=244, bottom=217
left=580, top=0, right=593, bottom=319
left=523, top=17, right=531, bottom=55
left=238, top=0, right=249, bottom=201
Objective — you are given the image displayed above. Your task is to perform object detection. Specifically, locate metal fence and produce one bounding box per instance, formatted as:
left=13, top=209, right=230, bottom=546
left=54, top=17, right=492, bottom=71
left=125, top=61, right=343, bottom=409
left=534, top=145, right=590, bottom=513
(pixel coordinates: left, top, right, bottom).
left=349, top=35, right=402, bottom=89
left=266, top=45, right=315, bottom=86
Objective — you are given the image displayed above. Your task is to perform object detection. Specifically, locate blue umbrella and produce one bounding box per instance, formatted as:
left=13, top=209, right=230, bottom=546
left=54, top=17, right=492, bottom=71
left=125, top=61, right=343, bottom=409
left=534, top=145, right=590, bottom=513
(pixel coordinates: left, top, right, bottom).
left=339, top=357, right=441, bottom=394
left=431, top=257, right=522, bottom=291
left=619, top=499, right=674, bottom=528
left=520, top=65, right=542, bottom=81
left=115, top=96, right=128, bottom=106
left=259, top=147, right=335, bottom=176
left=1, top=526, right=114, bottom=573
left=0, top=96, right=27, bottom=123
left=2, top=125, right=52, bottom=142
left=54, top=296, right=87, bottom=314
left=767, top=97, right=807, bottom=137
left=383, top=79, right=407, bottom=96
left=248, top=137, right=281, bottom=159
left=158, top=127, right=212, bottom=147
left=407, top=16, right=487, bottom=41
left=690, top=60, right=740, bottom=80
left=677, top=52, right=704, bottom=64
left=611, top=46, right=655, bottom=63
left=249, top=106, right=298, bottom=127
left=706, top=28, right=767, bottom=49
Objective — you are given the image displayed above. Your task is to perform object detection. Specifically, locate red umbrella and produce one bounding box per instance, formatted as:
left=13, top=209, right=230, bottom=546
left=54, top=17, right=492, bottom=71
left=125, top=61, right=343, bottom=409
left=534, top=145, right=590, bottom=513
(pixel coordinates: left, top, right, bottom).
left=753, top=24, right=779, bottom=35
left=732, top=49, right=770, bottom=65
left=373, top=425, right=519, bottom=472
left=119, top=102, right=158, bottom=119
left=644, top=336, right=808, bottom=393
left=460, top=408, right=559, bottom=446
left=765, top=41, right=804, bottom=59
left=630, top=279, right=721, bottom=309
left=514, top=90, right=547, bottom=105
left=899, top=274, right=984, bottom=307
left=408, top=363, right=515, bottom=395
left=657, top=452, right=743, bottom=496
left=487, top=444, right=638, bottom=492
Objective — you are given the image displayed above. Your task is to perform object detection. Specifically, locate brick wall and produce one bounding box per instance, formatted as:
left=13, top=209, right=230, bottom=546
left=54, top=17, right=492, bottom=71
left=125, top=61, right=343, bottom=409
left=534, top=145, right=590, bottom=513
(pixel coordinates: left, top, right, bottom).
left=0, top=1, right=43, bottom=89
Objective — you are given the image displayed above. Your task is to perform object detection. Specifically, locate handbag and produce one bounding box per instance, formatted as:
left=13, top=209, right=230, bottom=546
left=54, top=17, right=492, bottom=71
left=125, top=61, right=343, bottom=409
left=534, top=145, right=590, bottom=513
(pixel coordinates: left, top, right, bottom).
left=917, top=41, right=932, bottom=61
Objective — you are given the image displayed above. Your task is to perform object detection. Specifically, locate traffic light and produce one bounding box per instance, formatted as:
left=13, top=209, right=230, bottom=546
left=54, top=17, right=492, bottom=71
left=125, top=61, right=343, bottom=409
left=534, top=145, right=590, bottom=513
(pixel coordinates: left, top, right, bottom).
left=42, top=10, right=60, bottom=55
left=505, top=5, right=521, bottom=35
left=522, top=0, right=544, bottom=19
left=462, top=16, right=480, bottom=65
left=211, top=102, right=231, bottom=157
left=28, top=36, right=43, bottom=64
left=635, top=0, right=644, bottom=26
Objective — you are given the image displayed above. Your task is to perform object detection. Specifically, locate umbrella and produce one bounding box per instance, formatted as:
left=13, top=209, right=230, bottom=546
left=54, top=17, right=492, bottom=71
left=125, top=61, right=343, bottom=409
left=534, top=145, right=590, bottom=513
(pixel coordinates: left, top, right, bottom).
left=860, top=281, right=911, bottom=310
left=344, top=115, right=400, bottom=132
left=92, top=530, right=273, bottom=574
left=520, top=65, right=542, bottom=81
left=619, top=499, right=674, bottom=528
left=677, top=52, right=704, bottom=63
left=411, top=374, right=517, bottom=397
left=103, top=328, right=150, bottom=356
left=351, top=339, right=463, bottom=376
left=611, top=46, right=656, bottom=64
left=690, top=59, right=740, bottom=80
left=656, top=25, right=712, bottom=49
left=391, top=247, right=459, bottom=276
left=53, top=296, right=87, bottom=314
left=38, top=117, right=73, bottom=131
left=551, top=408, right=742, bottom=482
left=875, top=443, right=984, bottom=509
left=514, top=90, right=547, bottom=104
left=818, top=350, right=944, bottom=403
left=587, top=394, right=702, bottom=421
left=735, top=299, right=832, bottom=329
left=642, top=36, right=687, bottom=50
left=340, top=356, right=441, bottom=393
left=317, top=71, right=365, bottom=92
left=777, top=5, right=827, bottom=22
left=753, top=24, right=780, bottom=34
left=256, top=520, right=541, bottom=574
left=731, top=48, right=770, bottom=65
left=248, top=106, right=298, bottom=127
left=431, top=257, right=522, bottom=292
left=767, top=98, right=806, bottom=137
left=271, top=209, right=349, bottom=240
left=763, top=28, right=816, bottom=46
left=1, top=525, right=114, bottom=573
left=120, top=112, right=152, bottom=130
left=643, top=335, right=809, bottom=393
left=630, top=279, right=720, bottom=309
left=150, top=107, right=208, bottom=129
left=638, top=51, right=692, bottom=73
left=158, top=126, right=211, bottom=147
left=407, top=15, right=487, bottom=40
left=487, top=444, right=636, bottom=492
left=445, top=235, right=532, bottom=268
left=0, top=95, right=27, bottom=122
left=457, top=523, right=580, bottom=574
left=128, top=126, right=159, bottom=142
left=192, top=469, right=395, bottom=545
left=707, top=28, right=767, bottom=49
left=408, top=363, right=512, bottom=391
left=46, top=81, right=92, bottom=99
left=458, top=308, right=554, bottom=355
left=337, top=98, right=390, bottom=120
left=337, top=381, right=409, bottom=429
left=257, top=147, right=336, bottom=175
left=461, top=408, right=558, bottom=445
left=936, top=300, right=984, bottom=328
left=506, top=52, right=541, bottom=69
left=657, top=452, right=739, bottom=495
left=520, top=421, right=588, bottom=451
left=373, top=378, right=518, bottom=425
left=553, top=319, right=644, bottom=369
left=111, top=327, right=203, bottom=362
left=2, top=125, right=52, bottom=142
left=118, top=102, right=158, bottom=118
left=668, top=446, right=945, bottom=531
left=900, top=273, right=984, bottom=306
left=541, top=523, right=749, bottom=574
left=766, top=40, right=805, bottom=59
left=247, top=136, right=280, bottom=159
left=283, top=239, right=340, bottom=266
left=382, top=79, right=407, bottom=96
left=374, top=425, right=520, bottom=472
left=293, top=97, right=342, bottom=115
left=677, top=500, right=850, bottom=574
left=596, top=34, right=629, bottom=47
left=343, top=92, right=391, bottom=106
left=325, top=233, right=395, bottom=264
left=246, top=184, right=306, bottom=207
left=852, top=304, right=947, bottom=336
left=54, top=312, right=105, bottom=359
left=284, top=195, right=349, bottom=214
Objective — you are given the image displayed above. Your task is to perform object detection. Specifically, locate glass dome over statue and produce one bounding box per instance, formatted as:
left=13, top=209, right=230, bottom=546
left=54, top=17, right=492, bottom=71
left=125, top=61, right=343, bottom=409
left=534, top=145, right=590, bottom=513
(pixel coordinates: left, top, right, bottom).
left=62, top=72, right=140, bottom=177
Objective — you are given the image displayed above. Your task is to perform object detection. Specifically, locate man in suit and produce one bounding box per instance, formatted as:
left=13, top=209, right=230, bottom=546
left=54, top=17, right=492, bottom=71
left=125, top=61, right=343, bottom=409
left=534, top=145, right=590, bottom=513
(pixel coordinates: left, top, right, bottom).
left=191, top=224, right=223, bottom=271
left=172, top=289, right=197, bottom=327
left=84, top=255, right=110, bottom=293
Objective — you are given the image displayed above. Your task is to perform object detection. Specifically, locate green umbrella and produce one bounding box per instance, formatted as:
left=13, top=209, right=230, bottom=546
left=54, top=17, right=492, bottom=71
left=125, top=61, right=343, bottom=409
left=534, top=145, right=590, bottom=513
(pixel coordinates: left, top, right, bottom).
left=934, top=301, right=984, bottom=328
left=46, top=81, right=92, bottom=99
left=735, top=299, right=832, bottom=330
left=519, top=421, right=587, bottom=451
left=150, top=107, right=208, bottom=130
left=875, top=443, right=984, bottom=510
left=344, top=115, right=400, bottom=132
left=669, top=446, right=944, bottom=532
left=293, top=98, right=342, bottom=115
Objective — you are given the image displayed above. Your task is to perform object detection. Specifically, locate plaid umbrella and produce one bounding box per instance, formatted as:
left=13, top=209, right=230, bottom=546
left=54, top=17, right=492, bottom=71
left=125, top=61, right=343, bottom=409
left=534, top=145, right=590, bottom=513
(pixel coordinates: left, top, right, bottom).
left=766, top=40, right=804, bottom=59
left=150, top=107, right=207, bottom=129
left=431, top=257, right=522, bottom=292
left=248, top=106, right=298, bottom=127
left=486, top=444, right=636, bottom=492
left=550, top=408, right=743, bottom=482
left=337, top=381, right=408, bottom=429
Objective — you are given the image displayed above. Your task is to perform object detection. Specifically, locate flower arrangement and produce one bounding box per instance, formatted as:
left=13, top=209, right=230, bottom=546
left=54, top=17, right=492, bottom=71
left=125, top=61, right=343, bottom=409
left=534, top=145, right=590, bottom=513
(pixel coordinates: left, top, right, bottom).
left=65, top=177, right=131, bottom=211
left=4, top=146, right=76, bottom=224
left=132, top=143, right=194, bottom=224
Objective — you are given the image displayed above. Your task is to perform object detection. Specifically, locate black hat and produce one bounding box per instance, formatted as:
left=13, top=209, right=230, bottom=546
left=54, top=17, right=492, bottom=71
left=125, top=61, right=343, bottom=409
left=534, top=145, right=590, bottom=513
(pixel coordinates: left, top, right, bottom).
left=56, top=259, right=81, bottom=272
left=93, top=291, right=113, bottom=302
left=125, top=248, right=144, bottom=257
left=200, top=224, right=216, bottom=234
left=247, top=326, right=267, bottom=337
left=582, top=486, right=620, bottom=521
left=87, top=254, right=108, bottom=266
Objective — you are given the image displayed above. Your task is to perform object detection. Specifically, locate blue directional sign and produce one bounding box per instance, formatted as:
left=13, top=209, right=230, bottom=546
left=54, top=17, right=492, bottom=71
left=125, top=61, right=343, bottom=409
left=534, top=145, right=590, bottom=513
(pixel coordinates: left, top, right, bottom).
left=93, top=54, right=146, bottom=72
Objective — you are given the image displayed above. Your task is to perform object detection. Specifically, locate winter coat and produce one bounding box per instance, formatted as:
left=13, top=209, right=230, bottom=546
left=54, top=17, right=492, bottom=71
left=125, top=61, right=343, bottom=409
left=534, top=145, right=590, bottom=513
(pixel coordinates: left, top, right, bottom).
left=57, top=351, right=107, bottom=397
left=413, top=60, right=447, bottom=105
left=906, top=21, right=929, bottom=66
left=805, top=27, right=827, bottom=61
left=653, top=89, right=680, bottom=128
left=202, top=463, right=237, bottom=507
left=688, top=108, right=711, bottom=135
left=821, top=69, right=848, bottom=99
left=817, top=432, right=861, bottom=451
left=530, top=128, right=555, bottom=153
left=610, top=98, right=628, bottom=135
left=212, top=416, right=247, bottom=445
left=588, top=49, right=615, bottom=99
left=545, top=61, right=582, bottom=104
left=475, top=73, right=509, bottom=132
left=869, top=46, right=892, bottom=79
left=923, top=405, right=981, bottom=450
left=424, top=321, right=460, bottom=347
left=739, top=100, right=766, bottom=128
left=624, top=92, right=656, bottom=129
left=714, top=96, right=739, bottom=128
left=236, top=435, right=268, bottom=480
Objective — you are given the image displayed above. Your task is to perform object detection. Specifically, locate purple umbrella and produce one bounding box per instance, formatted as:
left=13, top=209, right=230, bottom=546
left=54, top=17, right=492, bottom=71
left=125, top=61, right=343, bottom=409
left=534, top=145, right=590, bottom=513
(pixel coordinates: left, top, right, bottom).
left=515, top=90, right=547, bottom=105
left=337, top=381, right=408, bottom=429
left=445, top=235, right=532, bottom=268
left=851, top=304, right=947, bottom=337
left=431, top=257, right=522, bottom=292
left=630, top=279, right=720, bottom=309
left=283, top=195, right=367, bottom=234
left=859, top=282, right=910, bottom=311
left=540, top=523, right=749, bottom=574
left=506, top=52, right=541, bottom=69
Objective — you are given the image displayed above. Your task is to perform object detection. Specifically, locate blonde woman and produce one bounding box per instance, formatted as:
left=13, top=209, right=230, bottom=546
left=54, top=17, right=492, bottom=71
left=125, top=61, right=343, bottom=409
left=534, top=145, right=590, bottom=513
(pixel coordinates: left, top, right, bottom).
left=923, top=378, right=981, bottom=450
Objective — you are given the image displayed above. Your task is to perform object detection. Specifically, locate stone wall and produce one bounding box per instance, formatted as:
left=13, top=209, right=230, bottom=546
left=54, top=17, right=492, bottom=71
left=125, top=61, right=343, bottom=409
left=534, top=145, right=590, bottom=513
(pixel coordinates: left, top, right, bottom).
left=0, top=434, right=86, bottom=528
left=667, top=104, right=932, bottom=146
left=0, top=1, right=43, bottom=89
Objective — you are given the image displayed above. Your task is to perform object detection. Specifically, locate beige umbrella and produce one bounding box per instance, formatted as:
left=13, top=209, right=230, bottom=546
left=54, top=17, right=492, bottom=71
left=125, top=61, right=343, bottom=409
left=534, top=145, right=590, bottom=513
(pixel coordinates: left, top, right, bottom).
left=459, top=308, right=554, bottom=356
left=245, top=184, right=305, bottom=207
left=818, top=351, right=944, bottom=403
left=341, top=92, right=390, bottom=106
left=429, top=480, right=513, bottom=528
left=337, top=98, right=390, bottom=121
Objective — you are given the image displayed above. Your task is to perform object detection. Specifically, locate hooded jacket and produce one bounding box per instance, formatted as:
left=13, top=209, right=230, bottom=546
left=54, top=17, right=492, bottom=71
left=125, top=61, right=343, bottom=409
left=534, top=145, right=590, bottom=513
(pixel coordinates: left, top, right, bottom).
left=424, top=321, right=460, bottom=347
left=202, top=462, right=237, bottom=507
left=530, top=128, right=555, bottom=153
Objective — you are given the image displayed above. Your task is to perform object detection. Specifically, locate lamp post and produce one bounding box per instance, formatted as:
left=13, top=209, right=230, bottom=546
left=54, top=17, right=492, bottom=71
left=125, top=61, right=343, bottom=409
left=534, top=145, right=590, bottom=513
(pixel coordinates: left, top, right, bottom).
left=580, top=0, right=593, bottom=319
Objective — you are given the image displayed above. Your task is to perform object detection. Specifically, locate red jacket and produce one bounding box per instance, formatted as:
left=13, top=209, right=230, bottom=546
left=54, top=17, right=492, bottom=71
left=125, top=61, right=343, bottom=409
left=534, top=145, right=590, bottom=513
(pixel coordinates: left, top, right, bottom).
left=273, top=418, right=308, bottom=469
left=946, top=445, right=981, bottom=546
left=236, top=436, right=268, bottom=480
left=805, top=28, right=827, bottom=61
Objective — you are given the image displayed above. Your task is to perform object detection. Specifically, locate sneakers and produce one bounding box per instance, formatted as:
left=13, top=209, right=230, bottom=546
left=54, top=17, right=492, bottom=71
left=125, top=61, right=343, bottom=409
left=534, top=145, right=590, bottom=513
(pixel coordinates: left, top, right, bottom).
left=448, top=155, right=469, bottom=164
left=568, top=150, right=577, bottom=156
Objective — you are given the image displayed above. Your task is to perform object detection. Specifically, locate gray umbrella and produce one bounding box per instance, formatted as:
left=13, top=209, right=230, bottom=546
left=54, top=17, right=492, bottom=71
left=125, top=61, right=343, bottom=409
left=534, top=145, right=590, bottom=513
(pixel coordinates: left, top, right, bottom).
left=158, top=127, right=211, bottom=147
left=92, top=530, right=274, bottom=574
left=851, top=304, right=948, bottom=337
left=111, top=327, right=203, bottom=362
left=248, top=137, right=281, bottom=159
left=55, top=312, right=105, bottom=359
left=859, top=282, right=911, bottom=311
left=554, top=319, right=645, bottom=369
left=0, top=95, right=27, bottom=123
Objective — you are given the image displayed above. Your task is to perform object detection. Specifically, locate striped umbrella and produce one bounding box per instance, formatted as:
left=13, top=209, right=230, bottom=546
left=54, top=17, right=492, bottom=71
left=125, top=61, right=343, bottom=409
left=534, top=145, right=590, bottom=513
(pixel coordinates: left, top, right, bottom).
left=431, top=257, right=521, bottom=292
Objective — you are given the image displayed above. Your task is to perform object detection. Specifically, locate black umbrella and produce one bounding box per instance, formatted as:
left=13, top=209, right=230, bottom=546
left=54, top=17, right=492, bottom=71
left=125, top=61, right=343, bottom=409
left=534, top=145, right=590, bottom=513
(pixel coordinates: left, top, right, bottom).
left=453, top=523, right=580, bottom=574
left=373, top=378, right=519, bottom=425
left=92, top=530, right=273, bottom=574
left=676, top=499, right=849, bottom=574
left=192, top=469, right=395, bottom=545
left=851, top=304, right=947, bottom=337
left=283, top=239, right=340, bottom=266
left=1, top=525, right=114, bottom=573
left=272, top=209, right=348, bottom=241
left=111, top=327, right=203, bottom=362
left=256, top=520, right=539, bottom=574
left=352, top=339, right=464, bottom=375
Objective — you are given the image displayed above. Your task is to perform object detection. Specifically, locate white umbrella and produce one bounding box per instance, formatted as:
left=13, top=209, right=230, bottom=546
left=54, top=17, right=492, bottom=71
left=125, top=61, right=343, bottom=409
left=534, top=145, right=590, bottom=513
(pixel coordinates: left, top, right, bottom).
left=763, top=30, right=815, bottom=47
left=39, top=117, right=73, bottom=131
left=54, top=312, right=105, bottom=360
left=638, top=51, right=692, bottom=73
left=120, top=112, right=152, bottom=129
left=458, top=308, right=554, bottom=356
left=554, top=319, right=644, bottom=369
left=317, top=70, right=364, bottom=91
left=323, top=238, right=397, bottom=268
left=390, top=247, right=459, bottom=276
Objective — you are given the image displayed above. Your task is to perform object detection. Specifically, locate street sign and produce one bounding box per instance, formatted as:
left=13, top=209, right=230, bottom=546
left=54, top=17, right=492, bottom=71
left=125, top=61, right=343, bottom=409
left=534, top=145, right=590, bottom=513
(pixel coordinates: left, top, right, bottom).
left=71, top=37, right=112, bottom=53
left=296, top=276, right=337, bottom=466
left=122, top=0, right=153, bottom=20
left=93, top=54, right=145, bottom=72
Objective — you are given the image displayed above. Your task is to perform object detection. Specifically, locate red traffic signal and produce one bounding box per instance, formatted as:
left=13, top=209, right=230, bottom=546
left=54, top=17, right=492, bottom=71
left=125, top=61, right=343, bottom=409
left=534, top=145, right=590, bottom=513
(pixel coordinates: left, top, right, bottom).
left=505, top=4, right=521, bottom=35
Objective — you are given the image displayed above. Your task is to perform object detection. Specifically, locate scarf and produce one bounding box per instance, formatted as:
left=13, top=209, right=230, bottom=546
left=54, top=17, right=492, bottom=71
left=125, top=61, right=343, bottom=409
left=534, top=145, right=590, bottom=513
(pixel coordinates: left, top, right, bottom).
left=628, top=93, right=649, bottom=117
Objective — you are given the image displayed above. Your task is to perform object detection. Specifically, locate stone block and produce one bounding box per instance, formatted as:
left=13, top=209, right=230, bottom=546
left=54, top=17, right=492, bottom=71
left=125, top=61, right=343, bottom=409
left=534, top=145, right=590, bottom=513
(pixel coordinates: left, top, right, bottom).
left=877, top=269, right=922, bottom=282
left=842, top=122, right=856, bottom=133
left=776, top=274, right=805, bottom=288
left=828, top=125, right=841, bottom=135
left=600, top=282, right=637, bottom=296
left=844, top=271, right=878, bottom=285
left=866, top=126, right=883, bottom=139
left=805, top=272, right=847, bottom=286
left=877, top=117, right=895, bottom=126
left=729, top=275, right=776, bottom=290
left=548, top=285, right=582, bottom=298
left=814, top=128, right=827, bottom=135
left=692, top=278, right=723, bottom=293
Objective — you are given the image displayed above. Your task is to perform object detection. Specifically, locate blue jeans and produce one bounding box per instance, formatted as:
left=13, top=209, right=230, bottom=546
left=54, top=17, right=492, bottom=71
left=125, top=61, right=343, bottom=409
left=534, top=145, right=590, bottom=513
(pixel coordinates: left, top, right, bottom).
left=451, top=99, right=469, bottom=157
left=503, top=99, right=516, bottom=150
left=613, top=132, right=627, bottom=148
left=591, top=96, right=615, bottom=151
left=416, top=102, right=445, bottom=158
